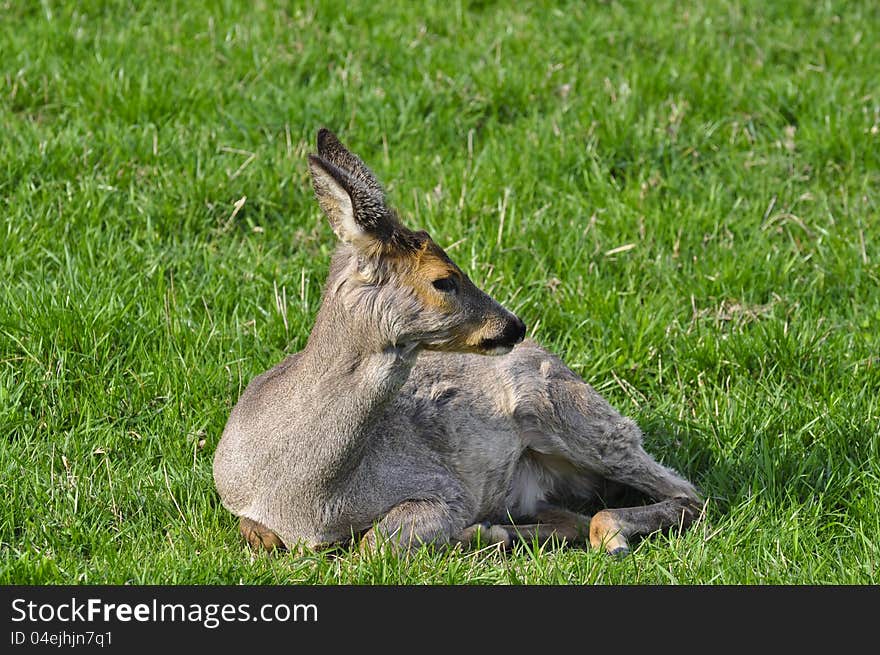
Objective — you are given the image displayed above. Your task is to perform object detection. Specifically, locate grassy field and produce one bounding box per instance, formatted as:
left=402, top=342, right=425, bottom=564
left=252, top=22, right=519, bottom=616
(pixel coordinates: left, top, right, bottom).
left=1, top=0, right=878, bottom=584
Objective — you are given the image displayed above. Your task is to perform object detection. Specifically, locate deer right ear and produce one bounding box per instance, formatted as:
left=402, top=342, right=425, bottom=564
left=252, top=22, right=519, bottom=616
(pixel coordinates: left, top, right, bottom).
left=308, top=154, right=369, bottom=245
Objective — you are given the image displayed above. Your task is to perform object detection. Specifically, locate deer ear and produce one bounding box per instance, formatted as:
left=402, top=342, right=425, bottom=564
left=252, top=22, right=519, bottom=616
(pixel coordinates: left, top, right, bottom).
left=316, top=128, right=384, bottom=196
left=308, top=154, right=367, bottom=245
left=308, top=130, right=401, bottom=248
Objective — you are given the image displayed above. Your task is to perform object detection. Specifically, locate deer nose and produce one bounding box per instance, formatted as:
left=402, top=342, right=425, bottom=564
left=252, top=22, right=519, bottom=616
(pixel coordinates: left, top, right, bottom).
left=504, top=315, right=527, bottom=345
left=476, top=315, right=526, bottom=353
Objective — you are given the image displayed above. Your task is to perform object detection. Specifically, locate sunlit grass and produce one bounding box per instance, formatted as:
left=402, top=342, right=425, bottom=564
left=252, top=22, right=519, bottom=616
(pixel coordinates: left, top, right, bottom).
left=1, top=0, right=878, bottom=584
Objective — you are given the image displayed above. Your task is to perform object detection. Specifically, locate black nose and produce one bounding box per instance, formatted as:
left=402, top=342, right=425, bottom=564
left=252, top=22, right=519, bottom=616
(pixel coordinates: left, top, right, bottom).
left=478, top=315, right=527, bottom=352
left=508, top=315, right=526, bottom=344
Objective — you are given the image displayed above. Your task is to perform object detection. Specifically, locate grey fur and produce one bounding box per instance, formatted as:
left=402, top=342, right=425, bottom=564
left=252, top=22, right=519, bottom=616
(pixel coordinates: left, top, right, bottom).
left=213, top=129, right=700, bottom=553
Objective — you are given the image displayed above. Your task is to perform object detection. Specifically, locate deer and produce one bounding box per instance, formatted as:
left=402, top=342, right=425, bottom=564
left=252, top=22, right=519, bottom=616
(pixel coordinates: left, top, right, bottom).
left=212, top=128, right=702, bottom=557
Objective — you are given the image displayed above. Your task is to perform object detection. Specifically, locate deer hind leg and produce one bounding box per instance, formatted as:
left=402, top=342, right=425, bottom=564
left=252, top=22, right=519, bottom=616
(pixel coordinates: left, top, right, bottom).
left=492, top=504, right=592, bottom=547
left=580, top=433, right=702, bottom=556
left=583, top=435, right=703, bottom=556
left=528, top=377, right=702, bottom=555
left=457, top=522, right=514, bottom=547
left=589, top=497, right=701, bottom=556
left=239, top=517, right=285, bottom=552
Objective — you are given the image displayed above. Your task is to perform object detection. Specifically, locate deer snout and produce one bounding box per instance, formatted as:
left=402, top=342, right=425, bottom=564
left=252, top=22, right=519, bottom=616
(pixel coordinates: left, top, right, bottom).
left=478, top=314, right=526, bottom=355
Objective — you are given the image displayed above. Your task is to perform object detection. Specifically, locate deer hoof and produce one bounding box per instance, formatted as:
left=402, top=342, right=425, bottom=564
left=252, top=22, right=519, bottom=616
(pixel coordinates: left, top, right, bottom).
left=240, top=517, right=285, bottom=552
left=589, top=510, right=630, bottom=554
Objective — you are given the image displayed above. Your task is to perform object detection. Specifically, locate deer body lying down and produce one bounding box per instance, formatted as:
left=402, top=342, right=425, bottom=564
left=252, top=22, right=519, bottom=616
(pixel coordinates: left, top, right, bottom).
left=213, top=129, right=701, bottom=555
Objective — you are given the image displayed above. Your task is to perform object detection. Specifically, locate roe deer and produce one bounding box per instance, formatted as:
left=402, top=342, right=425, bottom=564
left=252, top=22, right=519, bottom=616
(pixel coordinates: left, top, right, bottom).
left=213, top=128, right=701, bottom=556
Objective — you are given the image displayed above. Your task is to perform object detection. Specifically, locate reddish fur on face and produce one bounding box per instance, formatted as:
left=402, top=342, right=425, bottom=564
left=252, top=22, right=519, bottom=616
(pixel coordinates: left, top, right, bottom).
left=403, top=238, right=463, bottom=309
left=383, top=231, right=511, bottom=352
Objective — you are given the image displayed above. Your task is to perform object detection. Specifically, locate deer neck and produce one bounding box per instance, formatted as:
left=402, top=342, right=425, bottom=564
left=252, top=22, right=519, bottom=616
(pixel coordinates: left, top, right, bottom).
left=286, top=274, right=418, bottom=482
left=301, top=298, right=417, bottom=405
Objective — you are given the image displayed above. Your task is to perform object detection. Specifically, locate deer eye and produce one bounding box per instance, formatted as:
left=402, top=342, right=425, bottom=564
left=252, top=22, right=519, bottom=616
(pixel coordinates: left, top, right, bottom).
left=431, top=277, right=458, bottom=294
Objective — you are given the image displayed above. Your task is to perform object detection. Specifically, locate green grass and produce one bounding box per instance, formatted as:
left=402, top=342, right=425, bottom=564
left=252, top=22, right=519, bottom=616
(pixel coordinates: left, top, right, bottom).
left=2, top=0, right=878, bottom=584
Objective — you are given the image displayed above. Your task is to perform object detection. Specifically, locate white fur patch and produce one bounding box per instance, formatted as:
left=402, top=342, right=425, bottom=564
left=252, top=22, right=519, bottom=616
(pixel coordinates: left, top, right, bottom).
left=484, top=344, right=513, bottom=356
left=508, top=465, right=547, bottom=517
left=310, top=161, right=364, bottom=244
left=326, top=180, right=362, bottom=242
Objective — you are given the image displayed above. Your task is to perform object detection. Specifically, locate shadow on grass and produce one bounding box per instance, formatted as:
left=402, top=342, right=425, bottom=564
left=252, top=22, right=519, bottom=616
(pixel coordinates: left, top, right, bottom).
left=638, top=412, right=872, bottom=522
